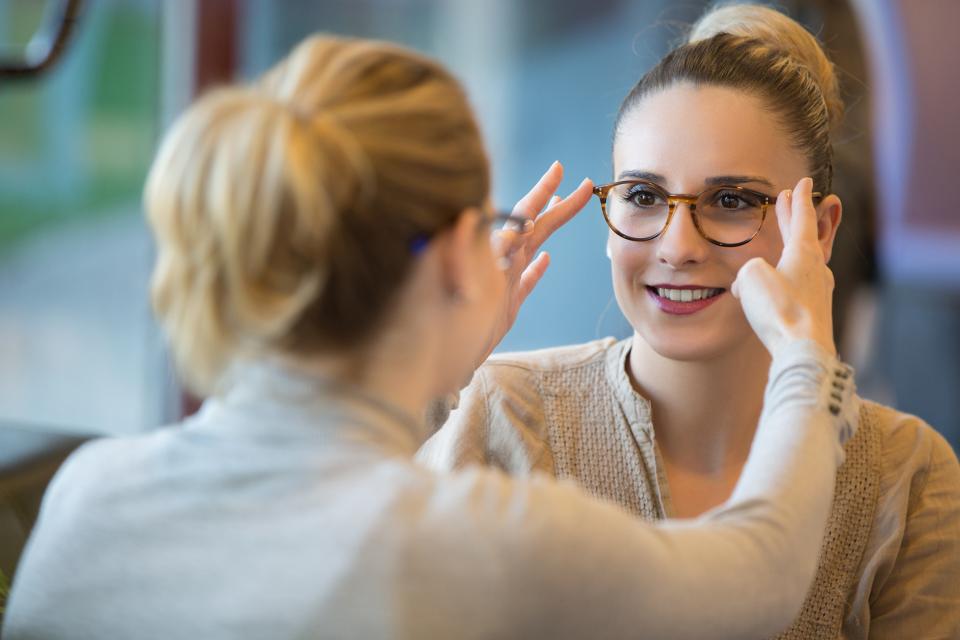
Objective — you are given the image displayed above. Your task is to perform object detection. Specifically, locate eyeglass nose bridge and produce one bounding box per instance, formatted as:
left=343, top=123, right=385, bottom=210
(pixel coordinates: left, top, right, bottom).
left=661, top=193, right=708, bottom=239
left=666, top=194, right=700, bottom=210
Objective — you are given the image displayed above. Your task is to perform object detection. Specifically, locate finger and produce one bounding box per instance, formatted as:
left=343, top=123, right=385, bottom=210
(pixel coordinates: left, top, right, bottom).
left=513, top=161, right=564, bottom=219
left=515, top=251, right=551, bottom=304
left=789, top=176, right=820, bottom=246
left=527, top=177, right=594, bottom=253
left=732, top=256, right=776, bottom=299
left=733, top=257, right=791, bottom=319
left=732, top=257, right=796, bottom=353
left=734, top=257, right=785, bottom=300
left=774, top=188, right=793, bottom=247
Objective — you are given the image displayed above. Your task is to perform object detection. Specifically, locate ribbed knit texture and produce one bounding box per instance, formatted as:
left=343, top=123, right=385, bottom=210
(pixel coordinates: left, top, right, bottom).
left=774, top=406, right=881, bottom=638
left=532, top=345, right=880, bottom=638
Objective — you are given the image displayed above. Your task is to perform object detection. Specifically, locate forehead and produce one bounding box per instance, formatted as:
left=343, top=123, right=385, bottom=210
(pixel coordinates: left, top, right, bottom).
left=614, top=83, right=806, bottom=189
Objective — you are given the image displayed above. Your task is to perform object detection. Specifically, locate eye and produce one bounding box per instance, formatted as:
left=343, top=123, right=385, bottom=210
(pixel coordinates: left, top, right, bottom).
left=622, top=184, right=664, bottom=208
left=712, top=190, right=762, bottom=210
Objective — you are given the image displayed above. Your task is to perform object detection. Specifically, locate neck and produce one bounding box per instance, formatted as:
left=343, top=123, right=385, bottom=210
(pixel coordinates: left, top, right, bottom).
left=280, top=319, right=441, bottom=444
left=627, top=334, right=770, bottom=474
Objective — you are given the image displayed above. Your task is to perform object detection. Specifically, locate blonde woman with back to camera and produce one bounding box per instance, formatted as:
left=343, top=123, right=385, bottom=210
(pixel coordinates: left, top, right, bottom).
left=420, top=4, right=960, bottom=638
left=7, top=31, right=858, bottom=639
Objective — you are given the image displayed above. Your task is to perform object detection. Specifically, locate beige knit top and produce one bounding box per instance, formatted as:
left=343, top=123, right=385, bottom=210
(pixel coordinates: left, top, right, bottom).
left=418, top=337, right=960, bottom=639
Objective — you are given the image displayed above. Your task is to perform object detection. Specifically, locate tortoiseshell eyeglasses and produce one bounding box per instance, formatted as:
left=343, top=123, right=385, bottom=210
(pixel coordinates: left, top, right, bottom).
left=593, top=180, right=822, bottom=247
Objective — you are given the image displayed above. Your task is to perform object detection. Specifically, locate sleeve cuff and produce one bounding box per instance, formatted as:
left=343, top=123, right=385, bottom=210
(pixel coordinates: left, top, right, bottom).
left=767, top=338, right=860, bottom=447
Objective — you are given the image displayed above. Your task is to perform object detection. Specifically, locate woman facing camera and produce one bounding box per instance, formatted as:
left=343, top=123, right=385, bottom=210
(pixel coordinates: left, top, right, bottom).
left=7, top=33, right=855, bottom=640
left=420, top=5, right=960, bottom=638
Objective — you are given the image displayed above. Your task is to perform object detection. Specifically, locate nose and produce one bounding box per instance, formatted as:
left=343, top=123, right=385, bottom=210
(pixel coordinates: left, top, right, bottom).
left=655, top=202, right=710, bottom=268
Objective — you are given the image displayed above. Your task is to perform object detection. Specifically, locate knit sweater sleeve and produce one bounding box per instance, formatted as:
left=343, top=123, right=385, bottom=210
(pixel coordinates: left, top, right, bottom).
left=418, top=363, right=548, bottom=474
left=453, top=339, right=859, bottom=639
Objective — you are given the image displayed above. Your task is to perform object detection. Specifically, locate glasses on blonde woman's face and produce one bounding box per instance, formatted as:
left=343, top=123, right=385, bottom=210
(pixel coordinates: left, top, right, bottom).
left=486, top=211, right=534, bottom=236
left=593, top=179, right=822, bottom=247
left=486, top=211, right=534, bottom=270
left=409, top=210, right=532, bottom=260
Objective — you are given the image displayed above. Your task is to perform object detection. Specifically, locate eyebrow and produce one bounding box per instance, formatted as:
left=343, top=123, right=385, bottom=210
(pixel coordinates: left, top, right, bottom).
left=615, top=170, right=775, bottom=190
left=616, top=170, right=666, bottom=183
left=704, top=175, right=775, bottom=189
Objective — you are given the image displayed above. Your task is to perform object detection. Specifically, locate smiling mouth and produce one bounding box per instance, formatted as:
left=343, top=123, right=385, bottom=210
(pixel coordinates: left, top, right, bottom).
left=648, top=286, right=725, bottom=303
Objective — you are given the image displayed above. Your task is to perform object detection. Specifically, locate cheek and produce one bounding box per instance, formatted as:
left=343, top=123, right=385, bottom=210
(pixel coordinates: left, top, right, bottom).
left=482, top=252, right=507, bottom=310
left=734, top=227, right=784, bottom=272
left=490, top=266, right=507, bottom=306
left=608, top=236, right=653, bottom=281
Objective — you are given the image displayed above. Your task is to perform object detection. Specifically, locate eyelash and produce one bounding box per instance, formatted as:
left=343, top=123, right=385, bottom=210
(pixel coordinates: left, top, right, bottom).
left=622, top=185, right=661, bottom=203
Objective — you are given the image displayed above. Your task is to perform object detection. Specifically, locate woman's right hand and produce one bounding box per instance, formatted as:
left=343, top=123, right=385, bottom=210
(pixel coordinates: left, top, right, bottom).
left=478, top=161, right=593, bottom=363
left=731, top=177, right=836, bottom=357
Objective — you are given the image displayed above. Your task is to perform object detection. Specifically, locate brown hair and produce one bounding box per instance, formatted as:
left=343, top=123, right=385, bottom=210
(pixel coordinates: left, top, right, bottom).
left=146, top=35, right=489, bottom=394
left=615, top=3, right=842, bottom=193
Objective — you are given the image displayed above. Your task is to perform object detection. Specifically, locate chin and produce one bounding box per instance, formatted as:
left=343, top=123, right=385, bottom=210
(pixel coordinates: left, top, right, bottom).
left=432, top=357, right=478, bottom=398
left=433, top=336, right=491, bottom=397
left=640, top=328, right=742, bottom=362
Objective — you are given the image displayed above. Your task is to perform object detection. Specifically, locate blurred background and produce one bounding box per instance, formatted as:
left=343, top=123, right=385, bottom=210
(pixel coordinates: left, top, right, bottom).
left=1, top=0, right=958, bottom=449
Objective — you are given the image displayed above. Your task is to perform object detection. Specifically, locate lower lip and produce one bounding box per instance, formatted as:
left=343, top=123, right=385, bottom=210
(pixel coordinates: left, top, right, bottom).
left=647, top=287, right=725, bottom=315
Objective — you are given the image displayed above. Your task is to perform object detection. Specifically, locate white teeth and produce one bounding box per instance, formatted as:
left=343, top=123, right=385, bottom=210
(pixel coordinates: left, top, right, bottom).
left=656, top=287, right=722, bottom=302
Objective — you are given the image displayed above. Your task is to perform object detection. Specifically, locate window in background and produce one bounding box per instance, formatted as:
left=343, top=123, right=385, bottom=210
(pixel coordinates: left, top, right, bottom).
left=0, top=0, right=164, bottom=435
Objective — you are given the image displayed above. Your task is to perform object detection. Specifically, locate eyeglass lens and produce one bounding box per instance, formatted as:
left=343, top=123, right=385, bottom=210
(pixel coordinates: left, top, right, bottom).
left=605, top=182, right=766, bottom=245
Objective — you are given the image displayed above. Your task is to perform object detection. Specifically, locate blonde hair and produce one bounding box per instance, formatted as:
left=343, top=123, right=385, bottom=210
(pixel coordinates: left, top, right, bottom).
left=146, top=35, right=489, bottom=394
left=616, top=3, right=843, bottom=193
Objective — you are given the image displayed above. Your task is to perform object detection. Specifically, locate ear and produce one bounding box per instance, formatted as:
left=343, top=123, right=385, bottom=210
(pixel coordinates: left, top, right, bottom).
left=816, top=194, right=842, bottom=263
left=435, top=207, right=485, bottom=302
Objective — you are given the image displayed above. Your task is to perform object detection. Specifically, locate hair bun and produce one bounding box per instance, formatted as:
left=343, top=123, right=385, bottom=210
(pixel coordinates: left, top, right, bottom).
left=688, top=3, right=843, bottom=128
left=146, top=35, right=490, bottom=394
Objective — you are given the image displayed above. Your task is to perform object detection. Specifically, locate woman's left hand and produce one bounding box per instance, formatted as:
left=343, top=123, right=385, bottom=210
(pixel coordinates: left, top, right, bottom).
left=731, top=176, right=836, bottom=357
left=481, top=161, right=594, bottom=362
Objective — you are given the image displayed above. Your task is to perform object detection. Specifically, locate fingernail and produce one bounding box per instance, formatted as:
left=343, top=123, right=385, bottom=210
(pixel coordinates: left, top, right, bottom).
left=784, top=189, right=792, bottom=200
